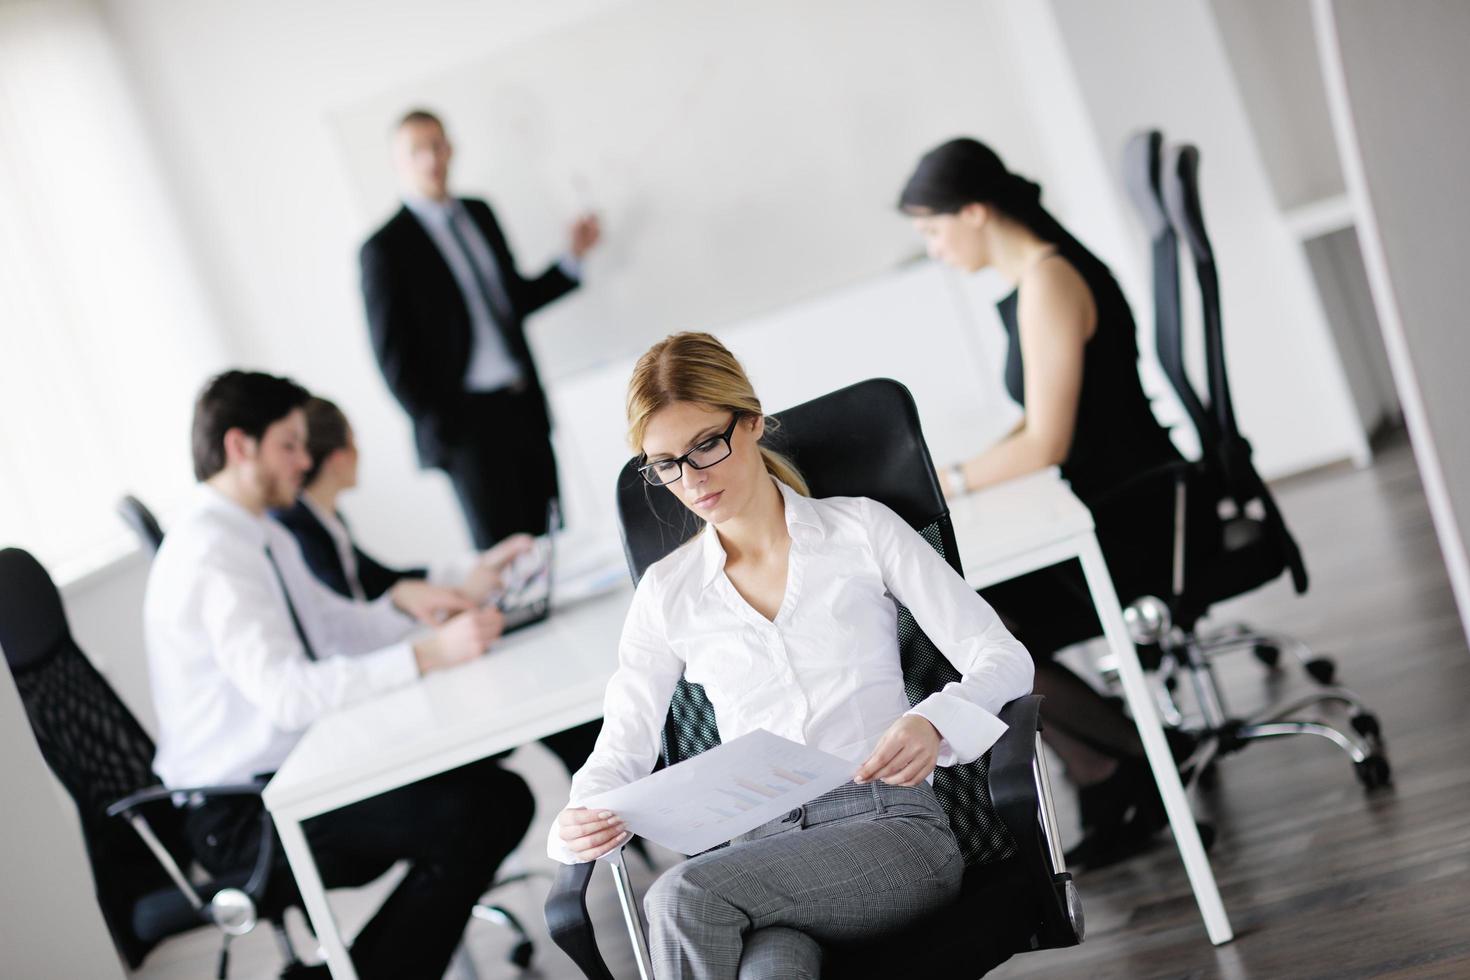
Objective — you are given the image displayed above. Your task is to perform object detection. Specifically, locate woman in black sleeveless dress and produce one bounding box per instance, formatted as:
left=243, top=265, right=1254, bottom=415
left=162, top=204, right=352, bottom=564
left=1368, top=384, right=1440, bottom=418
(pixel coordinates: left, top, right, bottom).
left=900, top=138, right=1183, bottom=868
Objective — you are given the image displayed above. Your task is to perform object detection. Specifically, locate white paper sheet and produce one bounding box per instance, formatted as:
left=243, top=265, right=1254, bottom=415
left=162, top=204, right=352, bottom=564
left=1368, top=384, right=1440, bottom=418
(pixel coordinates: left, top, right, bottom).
left=581, top=730, right=859, bottom=856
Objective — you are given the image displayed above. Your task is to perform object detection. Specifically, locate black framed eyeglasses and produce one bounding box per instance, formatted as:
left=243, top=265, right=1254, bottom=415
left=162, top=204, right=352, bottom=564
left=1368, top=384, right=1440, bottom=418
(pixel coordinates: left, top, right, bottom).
left=638, top=413, right=743, bottom=487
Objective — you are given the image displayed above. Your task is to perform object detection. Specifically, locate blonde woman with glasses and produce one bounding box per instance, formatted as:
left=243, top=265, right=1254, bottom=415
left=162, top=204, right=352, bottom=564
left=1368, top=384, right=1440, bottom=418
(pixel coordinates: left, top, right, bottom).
left=547, top=332, right=1032, bottom=979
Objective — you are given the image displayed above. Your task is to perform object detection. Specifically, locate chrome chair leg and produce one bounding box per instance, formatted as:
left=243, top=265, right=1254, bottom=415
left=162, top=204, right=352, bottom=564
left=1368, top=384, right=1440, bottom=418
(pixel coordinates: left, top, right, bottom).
left=1234, top=721, right=1368, bottom=763
left=612, top=850, right=655, bottom=980
left=1245, top=686, right=1371, bottom=725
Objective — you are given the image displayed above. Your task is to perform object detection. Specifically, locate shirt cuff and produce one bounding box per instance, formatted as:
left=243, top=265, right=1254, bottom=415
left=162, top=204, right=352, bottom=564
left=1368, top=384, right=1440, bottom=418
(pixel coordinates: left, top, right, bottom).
left=907, top=694, right=1009, bottom=766
left=548, top=822, right=587, bottom=865
left=558, top=252, right=583, bottom=282
left=359, top=642, right=420, bottom=693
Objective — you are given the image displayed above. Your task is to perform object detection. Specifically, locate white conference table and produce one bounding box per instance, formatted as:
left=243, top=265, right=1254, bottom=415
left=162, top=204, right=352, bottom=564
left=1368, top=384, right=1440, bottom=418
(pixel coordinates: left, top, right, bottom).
left=262, top=585, right=633, bottom=980
left=948, top=468, right=1232, bottom=945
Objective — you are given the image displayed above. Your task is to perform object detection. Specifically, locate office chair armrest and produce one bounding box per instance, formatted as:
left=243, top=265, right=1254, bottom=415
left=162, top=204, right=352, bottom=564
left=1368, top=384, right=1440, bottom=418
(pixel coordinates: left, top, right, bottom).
left=545, top=860, right=617, bottom=980
left=988, top=695, right=1044, bottom=842
left=988, top=694, right=1083, bottom=948
left=107, top=781, right=277, bottom=914
left=1085, top=459, right=1194, bottom=508
left=105, top=781, right=267, bottom=818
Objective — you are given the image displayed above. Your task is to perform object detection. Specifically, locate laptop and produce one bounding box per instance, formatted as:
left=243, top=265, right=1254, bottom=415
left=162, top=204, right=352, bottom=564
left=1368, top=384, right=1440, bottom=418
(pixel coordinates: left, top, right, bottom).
left=497, top=500, right=559, bottom=634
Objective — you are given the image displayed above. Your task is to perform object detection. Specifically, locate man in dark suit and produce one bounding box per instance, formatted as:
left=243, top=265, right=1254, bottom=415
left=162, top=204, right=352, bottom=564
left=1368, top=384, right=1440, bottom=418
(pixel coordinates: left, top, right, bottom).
left=360, top=108, right=600, bottom=546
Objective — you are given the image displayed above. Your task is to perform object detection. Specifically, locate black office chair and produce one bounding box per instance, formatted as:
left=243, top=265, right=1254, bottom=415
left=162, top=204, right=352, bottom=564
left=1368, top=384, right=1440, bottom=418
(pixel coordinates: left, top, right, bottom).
left=1122, top=131, right=1340, bottom=686
left=0, top=546, right=305, bottom=979
left=544, top=379, right=1083, bottom=979
left=116, top=494, right=166, bottom=555
left=1111, top=137, right=1388, bottom=790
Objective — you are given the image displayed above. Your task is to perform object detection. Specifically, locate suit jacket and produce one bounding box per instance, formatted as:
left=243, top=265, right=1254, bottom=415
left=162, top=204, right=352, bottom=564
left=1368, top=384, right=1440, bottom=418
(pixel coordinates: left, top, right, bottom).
left=272, top=499, right=426, bottom=602
left=359, top=198, right=578, bottom=468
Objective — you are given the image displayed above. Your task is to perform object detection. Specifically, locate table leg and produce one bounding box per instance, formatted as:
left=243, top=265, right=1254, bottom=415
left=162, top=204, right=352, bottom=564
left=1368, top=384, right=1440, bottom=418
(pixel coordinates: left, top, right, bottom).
left=274, top=813, right=359, bottom=979
left=1076, top=536, right=1234, bottom=945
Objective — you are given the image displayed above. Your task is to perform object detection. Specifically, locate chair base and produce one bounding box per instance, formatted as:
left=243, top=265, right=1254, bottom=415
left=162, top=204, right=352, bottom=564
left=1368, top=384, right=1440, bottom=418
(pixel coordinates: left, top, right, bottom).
left=1194, top=620, right=1338, bottom=686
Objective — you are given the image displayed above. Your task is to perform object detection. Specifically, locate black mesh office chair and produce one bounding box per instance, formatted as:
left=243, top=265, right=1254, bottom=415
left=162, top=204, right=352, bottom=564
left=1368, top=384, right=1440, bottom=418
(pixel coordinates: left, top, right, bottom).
left=1122, top=130, right=1339, bottom=685
left=545, top=379, right=1082, bottom=979
left=116, top=495, right=166, bottom=555
left=0, top=547, right=304, bottom=979
left=1111, top=136, right=1388, bottom=790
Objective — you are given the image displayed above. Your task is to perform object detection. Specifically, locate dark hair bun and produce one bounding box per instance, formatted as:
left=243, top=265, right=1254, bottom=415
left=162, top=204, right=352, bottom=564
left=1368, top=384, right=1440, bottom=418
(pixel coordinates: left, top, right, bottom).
left=899, top=137, right=1042, bottom=216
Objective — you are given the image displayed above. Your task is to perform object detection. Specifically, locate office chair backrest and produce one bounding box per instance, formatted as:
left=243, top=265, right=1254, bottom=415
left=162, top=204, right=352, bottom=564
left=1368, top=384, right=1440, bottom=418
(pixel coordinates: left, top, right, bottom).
left=1123, top=130, right=1217, bottom=451
left=0, top=547, right=182, bottom=966
left=117, top=495, right=165, bottom=554
left=1160, top=146, right=1308, bottom=595
left=1161, top=146, right=1243, bottom=445
left=615, top=378, right=1012, bottom=867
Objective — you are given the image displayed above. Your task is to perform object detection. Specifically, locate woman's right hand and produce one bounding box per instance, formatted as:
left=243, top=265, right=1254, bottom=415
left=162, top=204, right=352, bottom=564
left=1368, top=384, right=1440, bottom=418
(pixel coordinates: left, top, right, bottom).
left=557, top=806, right=629, bottom=862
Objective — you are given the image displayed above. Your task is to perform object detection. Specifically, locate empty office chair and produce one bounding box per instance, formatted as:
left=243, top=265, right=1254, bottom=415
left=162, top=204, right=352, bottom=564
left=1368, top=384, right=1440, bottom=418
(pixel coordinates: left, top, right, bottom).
left=1122, top=130, right=1338, bottom=686
left=116, top=494, right=165, bottom=555
left=545, top=379, right=1082, bottom=979
left=0, top=546, right=305, bottom=978
left=1110, top=141, right=1389, bottom=791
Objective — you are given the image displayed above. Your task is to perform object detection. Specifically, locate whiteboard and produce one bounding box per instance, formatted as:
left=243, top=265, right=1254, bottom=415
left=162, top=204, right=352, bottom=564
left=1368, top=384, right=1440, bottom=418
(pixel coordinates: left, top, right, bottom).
left=326, top=0, right=1045, bottom=380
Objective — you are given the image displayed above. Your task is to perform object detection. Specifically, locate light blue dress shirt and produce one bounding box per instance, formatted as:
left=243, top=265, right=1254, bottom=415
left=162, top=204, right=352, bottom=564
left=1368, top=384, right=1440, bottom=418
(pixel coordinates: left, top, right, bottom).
left=403, top=195, right=583, bottom=393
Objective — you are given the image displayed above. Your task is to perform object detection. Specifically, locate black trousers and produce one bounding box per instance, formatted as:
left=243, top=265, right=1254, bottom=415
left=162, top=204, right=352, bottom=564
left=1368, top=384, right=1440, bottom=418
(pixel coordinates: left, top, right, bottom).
left=540, top=718, right=601, bottom=778
left=981, top=477, right=1181, bottom=659
left=186, top=758, right=534, bottom=980
left=443, top=387, right=560, bottom=547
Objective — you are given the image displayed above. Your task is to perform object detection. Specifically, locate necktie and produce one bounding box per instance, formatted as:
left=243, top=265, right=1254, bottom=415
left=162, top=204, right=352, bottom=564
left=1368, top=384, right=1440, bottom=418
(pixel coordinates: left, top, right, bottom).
left=445, top=208, right=516, bottom=329
left=264, top=545, right=318, bottom=661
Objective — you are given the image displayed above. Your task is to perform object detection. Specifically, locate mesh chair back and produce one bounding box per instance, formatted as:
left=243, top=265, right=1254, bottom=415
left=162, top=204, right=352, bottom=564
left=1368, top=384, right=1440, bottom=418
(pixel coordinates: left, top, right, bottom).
left=1161, top=146, right=1308, bottom=595
left=0, top=547, right=181, bottom=965
left=614, top=379, right=1014, bottom=867
left=117, top=495, right=166, bottom=555
left=1123, top=130, right=1217, bottom=451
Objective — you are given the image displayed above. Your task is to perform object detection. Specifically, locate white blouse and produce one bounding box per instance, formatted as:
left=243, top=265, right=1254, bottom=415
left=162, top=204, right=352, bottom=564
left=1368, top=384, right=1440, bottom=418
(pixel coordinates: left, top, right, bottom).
left=548, top=480, right=1033, bottom=863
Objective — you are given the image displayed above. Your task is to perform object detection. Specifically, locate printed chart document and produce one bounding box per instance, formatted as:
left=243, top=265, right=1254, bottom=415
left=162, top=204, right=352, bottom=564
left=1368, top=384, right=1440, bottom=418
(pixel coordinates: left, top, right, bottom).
left=581, top=730, right=857, bottom=855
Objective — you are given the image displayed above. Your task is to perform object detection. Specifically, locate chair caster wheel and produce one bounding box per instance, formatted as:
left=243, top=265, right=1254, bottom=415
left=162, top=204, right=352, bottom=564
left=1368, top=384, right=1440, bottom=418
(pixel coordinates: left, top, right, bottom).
left=508, top=939, right=534, bottom=969
left=1305, top=657, right=1336, bottom=685
left=1253, top=642, right=1280, bottom=668
left=1356, top=754, right=1391, bottom=790
left=1351, top=713, right=1382, bottom=741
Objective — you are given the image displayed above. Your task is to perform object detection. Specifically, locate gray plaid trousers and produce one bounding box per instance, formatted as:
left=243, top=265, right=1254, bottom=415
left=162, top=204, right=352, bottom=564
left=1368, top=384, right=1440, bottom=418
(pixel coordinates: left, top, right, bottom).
left=642, top=780, right=964, bottom=979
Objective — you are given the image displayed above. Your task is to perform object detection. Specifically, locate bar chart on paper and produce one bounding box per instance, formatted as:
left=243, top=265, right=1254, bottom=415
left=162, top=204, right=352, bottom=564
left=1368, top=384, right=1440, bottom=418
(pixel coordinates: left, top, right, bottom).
left=581, top=730, right=857, bottom=855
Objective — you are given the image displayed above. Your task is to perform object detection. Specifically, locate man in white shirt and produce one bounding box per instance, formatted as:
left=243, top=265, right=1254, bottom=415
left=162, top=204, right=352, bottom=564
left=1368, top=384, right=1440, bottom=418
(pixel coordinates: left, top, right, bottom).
left=145, top=370, right=533, bottom=980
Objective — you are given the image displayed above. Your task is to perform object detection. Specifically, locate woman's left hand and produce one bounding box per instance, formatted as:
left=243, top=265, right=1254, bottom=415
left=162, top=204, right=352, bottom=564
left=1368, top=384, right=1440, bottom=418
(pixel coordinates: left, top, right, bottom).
left=854, top=715, right=942, bottom=786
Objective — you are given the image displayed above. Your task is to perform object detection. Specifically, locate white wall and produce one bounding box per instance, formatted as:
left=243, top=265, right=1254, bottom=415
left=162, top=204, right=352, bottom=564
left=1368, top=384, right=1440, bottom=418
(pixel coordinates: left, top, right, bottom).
left=0, top=650, right=127, bottom=978
left=1207, top=0, right=1345, bottom=211
left=0, top=0, right=233, bottom=578
left=1028, top=0, right=1369, bottom=478
left=326, top=0, right=1048, bottom=380
left=102, top=0, right=638, bottom=570
left=1313, top=0, right=1470, bottom=642
left=100, top=0, right=1375, bottom=578
left=61, top=0, right=1404, bottom=725
left=100, top=0, right=1065, bottom=572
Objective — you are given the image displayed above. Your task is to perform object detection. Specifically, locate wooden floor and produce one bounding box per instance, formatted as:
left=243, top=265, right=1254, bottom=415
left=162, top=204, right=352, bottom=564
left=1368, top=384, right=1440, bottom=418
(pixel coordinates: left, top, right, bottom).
left=133, top=437, right=1470, bottom=979
left=996, top=435, right=1470, bottom=980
